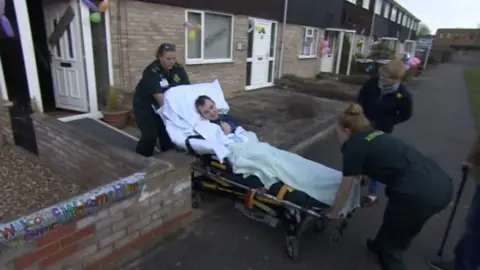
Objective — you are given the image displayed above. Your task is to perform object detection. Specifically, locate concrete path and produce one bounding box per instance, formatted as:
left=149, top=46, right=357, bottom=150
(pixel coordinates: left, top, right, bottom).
left=132, top=62, right=478, bottom=270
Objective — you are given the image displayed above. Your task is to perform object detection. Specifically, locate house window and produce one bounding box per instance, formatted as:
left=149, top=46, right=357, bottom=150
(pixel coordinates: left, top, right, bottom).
left=346, top=0, right=357, bottom=4
left=383, top=2, right=390, bottom=18
left=374, top=0, right=383, bottom=14
left=440, top=33, right=445, bottom=38
left=299, top=27, right=319, bottom=57
left=402, top=16, right=407, bottom=26
left=390, top=7, right=397, bottom=21
left=185, top=10, right=233, bottom=64
left=362, top=0, right=370, bottom=9
left=446, top=33, right=451, bottom=38
left=397, top=12, right=402, bottom=24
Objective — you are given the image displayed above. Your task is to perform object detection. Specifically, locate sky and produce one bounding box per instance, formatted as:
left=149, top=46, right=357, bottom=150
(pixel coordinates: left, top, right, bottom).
left=395, top=0, right=480, bottom=33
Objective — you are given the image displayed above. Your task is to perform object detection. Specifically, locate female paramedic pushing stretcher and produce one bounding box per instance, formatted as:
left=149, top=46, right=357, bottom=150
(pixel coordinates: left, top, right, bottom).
left=132, top=43, right=190, bottom=157
left=328, top=104, right=452, bottom=270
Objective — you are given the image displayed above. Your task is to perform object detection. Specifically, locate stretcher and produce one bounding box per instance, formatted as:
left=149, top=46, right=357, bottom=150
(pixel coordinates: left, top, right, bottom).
left=159, top=81, right=355, bottom=260
left=184, top=135, right=352, bottom=260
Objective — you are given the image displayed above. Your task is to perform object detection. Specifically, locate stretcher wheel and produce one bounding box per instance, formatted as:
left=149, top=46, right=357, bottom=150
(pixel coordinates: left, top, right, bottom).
left=285, top=236, right=299, bottom=260
left=314, top=218, right=326, bottom=233
left=192, top=192, right=201, bottom=209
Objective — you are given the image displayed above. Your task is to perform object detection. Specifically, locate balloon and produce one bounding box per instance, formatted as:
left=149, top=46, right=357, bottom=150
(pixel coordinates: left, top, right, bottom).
left=98, top=0, right=109, bottom=12
left=187, top=30, right=196, bottom=40
left=321, top=40, right=329, bottom=49
left=89, top=12, right=102, bottom=23
left=184, top=22, right=196, bottom=30
left=82, top=0, right=98, bottom=12
left=0, top=15, right=14, bottom=37
left=254, top=25, right=264, bottom=32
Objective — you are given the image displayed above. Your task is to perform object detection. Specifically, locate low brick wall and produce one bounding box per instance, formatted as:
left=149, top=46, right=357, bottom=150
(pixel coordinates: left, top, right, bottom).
left=0, top=152, right=194, bottom=270
left=0, top=100, right=195, bottom=269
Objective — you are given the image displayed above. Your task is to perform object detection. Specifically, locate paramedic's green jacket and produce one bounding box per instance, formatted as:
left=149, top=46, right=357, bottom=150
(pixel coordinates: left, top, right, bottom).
left=133, top=60, right=190, bottom=112
left=341, top=129, right=452, bottom=270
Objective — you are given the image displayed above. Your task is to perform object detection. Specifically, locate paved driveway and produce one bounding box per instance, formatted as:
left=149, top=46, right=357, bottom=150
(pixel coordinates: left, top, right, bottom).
left=134, top=62, right=478, bottom=270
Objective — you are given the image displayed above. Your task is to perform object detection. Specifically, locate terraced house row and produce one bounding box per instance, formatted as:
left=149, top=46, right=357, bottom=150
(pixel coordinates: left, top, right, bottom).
left=1, top=0, right=422, bottom=119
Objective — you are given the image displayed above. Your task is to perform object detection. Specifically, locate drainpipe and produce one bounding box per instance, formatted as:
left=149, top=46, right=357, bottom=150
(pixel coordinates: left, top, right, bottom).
left=278, top=0, right=288, bottom=77
left=368, top=0, right=377, bottom=49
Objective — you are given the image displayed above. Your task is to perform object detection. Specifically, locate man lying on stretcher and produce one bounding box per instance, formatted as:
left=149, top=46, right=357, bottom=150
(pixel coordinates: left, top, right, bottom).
left=192, top=94, right=360, bottom=216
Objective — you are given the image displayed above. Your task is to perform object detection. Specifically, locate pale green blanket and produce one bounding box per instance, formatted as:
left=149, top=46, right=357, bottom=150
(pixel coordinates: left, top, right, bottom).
left=227, top=131, right=360, bottom=215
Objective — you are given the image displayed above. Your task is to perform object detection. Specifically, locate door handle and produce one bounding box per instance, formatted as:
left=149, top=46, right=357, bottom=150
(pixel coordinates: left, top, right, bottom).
left=60, top=62, right=72, bottom=68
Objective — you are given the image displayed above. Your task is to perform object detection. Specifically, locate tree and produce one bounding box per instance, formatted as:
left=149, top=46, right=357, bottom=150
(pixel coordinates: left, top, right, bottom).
left=417, top=23, right=431, bottom=36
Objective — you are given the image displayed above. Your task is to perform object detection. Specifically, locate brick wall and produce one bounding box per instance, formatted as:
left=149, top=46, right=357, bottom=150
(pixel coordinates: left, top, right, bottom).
left=108, top=1, right=321, bottom=97
left=109, top=1, right=248, bottom=97
left=30, top=113, right=146, bottom=189
left=0, top=152, right=193, bottom=269
left=279, top=24, right=321, bottom=78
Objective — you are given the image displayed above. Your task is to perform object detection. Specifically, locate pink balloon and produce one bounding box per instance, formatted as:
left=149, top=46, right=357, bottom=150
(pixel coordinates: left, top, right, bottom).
left=321, top=40, right=329, bottom=49
left=81, top=0, right=98, bottom=11
left=0, top=15, right=14, bottom=37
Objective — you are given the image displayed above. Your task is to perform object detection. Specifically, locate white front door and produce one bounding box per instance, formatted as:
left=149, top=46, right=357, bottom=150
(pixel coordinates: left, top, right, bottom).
left=43, top=0, right=88, bottom=112
left=246, top=18, right=275, bottom=90
left=320, top=31, right=337, bottom=73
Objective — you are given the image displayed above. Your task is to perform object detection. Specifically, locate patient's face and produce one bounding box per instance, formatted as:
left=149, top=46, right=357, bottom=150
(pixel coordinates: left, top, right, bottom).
left=197, top=99, right=219, bottom=120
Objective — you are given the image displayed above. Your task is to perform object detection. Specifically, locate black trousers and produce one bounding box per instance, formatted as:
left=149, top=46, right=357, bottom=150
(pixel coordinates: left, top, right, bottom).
left=371, top=192, right=450, bottom=270
left=134, top=108, right=173, bottom=157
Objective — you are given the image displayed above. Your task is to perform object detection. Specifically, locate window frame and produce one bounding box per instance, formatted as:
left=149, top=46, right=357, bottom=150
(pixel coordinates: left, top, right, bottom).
left=397, top=11, right=402, bottom=24
left=184, top=9, right=235, bottom=65
left=298, top=26, right=320, bottom=59
left=390, top=7, right=397, bottom=21
left=362, top=0, right=370, bottom=9
left=383, top=2, right=390, bottom=19
left=374, top=0, right=383, bottom=15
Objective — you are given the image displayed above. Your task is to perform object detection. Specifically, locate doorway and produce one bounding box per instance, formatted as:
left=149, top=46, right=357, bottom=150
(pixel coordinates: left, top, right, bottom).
left=246, top=18, right=277, bottom=90
left=42, top=0, right=89, bottom=113
left=320, top=31, right=338, bottom=73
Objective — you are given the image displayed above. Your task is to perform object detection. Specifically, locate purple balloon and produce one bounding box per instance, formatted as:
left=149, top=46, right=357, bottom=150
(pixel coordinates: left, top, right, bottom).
left=82, top=0, right=98, bottom=12
left=0, top=15, right=14, bottom=37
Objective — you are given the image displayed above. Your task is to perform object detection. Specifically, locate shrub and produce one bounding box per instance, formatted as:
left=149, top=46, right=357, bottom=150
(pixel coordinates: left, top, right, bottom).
left=105, top=86, right=121, bottom=112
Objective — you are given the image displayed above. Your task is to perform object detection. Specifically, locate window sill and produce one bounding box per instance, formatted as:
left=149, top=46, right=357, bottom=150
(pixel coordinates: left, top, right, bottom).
left=185, top=59, right=234, bottom=65
left=298, top=55, right=317, bottom=60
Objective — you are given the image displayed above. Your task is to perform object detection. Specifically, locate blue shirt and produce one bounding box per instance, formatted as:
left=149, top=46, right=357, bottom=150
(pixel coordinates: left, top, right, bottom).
left=210, top=114, right=238, bottom=133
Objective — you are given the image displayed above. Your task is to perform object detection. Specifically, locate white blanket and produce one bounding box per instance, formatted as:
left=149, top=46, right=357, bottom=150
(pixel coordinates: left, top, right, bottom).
left=228, top=131, right=360, bottom=216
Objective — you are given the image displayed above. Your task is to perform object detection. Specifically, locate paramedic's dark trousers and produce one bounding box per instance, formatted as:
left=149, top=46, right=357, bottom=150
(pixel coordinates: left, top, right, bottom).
left=134, top=109, right=173, bottom=157
left=371, top=194, right=447, bottom=270
left=454, top=185, right=480, bottom=270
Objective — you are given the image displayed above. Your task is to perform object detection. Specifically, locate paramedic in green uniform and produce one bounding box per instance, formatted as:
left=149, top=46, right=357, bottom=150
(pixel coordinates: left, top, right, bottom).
left=328, top=104, right=453, bottom=270
left=132, top=43, right=190, bottom=157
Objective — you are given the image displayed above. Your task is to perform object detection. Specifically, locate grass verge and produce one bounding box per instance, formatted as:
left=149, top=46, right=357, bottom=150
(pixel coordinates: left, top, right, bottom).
left=465, top=67, right=480, bottom=129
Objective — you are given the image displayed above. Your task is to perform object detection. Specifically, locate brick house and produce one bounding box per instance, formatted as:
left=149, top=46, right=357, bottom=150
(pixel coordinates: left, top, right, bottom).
left=0, top=0, right=421, bottom=123
left=433, top=28, right=480, bottom=51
